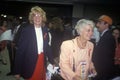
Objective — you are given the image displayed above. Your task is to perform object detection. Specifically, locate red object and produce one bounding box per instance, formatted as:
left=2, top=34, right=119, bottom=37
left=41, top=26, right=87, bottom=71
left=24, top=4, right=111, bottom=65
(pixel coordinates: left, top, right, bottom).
left=28, top=53, right=46, bottom=80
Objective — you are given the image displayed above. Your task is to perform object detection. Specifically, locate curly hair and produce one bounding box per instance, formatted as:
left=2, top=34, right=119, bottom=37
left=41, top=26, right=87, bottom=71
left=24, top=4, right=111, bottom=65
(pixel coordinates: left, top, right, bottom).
left=75, top=19, right=95, bottom=35
left=28, top=6, right=47, bottom=26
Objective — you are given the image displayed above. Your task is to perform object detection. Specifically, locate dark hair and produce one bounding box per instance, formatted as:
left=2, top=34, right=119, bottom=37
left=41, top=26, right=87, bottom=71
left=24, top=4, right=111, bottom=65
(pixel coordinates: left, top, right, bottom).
left=118, top=37, right=120, bottom=43
left=112, top=27, right=120, bottom=33
left=112, top=27, right=120, bottom=43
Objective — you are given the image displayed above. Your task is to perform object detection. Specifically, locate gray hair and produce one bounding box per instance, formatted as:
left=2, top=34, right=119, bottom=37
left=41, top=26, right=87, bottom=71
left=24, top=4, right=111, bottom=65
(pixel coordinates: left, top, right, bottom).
left=75, top=19, right=95, bottom=35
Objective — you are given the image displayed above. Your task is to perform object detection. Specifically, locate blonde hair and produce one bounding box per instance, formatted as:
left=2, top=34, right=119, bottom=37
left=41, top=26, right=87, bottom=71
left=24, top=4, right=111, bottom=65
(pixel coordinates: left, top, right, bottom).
left=75, top=19, right=94, bottom=35
left=28, top=6, right=47, bottom=25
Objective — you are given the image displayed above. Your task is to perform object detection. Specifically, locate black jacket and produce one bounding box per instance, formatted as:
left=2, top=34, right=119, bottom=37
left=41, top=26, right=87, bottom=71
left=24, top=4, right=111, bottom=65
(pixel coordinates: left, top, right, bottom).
left=92, top=30, right=116, bottom=76
left=13, top=24, right=54, bottom=78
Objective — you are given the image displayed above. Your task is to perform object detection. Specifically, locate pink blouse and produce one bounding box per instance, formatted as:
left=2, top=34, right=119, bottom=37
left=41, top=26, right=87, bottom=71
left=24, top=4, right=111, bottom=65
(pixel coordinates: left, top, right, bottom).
left=59, top=37, right=96, bottom=80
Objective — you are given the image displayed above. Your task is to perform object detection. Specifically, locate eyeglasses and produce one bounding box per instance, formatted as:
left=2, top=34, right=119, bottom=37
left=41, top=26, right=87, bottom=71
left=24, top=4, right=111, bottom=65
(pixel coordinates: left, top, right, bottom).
left=33, top=14, right=41, bottom=17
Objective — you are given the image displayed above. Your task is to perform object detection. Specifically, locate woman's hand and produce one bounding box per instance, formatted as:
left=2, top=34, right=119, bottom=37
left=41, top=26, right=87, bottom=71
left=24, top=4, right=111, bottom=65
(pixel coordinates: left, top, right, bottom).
left=89, top=68, right=97, bottom=77
left=89, top=63, right=97, bottom=77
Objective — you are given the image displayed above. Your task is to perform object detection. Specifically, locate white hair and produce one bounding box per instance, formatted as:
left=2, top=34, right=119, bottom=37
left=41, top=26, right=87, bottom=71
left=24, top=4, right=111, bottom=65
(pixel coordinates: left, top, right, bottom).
left=75, top=19, right=95, bottom=35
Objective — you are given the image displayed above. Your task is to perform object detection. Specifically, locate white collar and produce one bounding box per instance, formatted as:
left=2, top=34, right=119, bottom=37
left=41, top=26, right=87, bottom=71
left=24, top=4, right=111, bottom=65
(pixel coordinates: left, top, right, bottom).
left=100, top=28, right=109, bottom=37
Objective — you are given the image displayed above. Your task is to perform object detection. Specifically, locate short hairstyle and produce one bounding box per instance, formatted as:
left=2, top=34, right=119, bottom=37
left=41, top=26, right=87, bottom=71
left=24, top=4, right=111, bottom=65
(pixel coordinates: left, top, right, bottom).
left=28, top=6, right=47, bottom=25
left=75, top=19, right=94, bottom=35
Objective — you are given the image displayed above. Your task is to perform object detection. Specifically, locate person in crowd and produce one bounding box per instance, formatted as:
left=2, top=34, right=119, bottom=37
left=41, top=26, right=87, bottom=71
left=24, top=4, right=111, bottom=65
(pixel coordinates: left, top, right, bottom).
left=63, top=18, right=73, bottom=41
left=13, top=6, right=54, bottom=80
left=90, top=19, right=100, bottom=45
left=0, top=20, right=7, bottom=31
left=4, top=19, right=15, bottom=76
left=6, top=18, right=24, bottom=76
left=59, top=19, right=97, bottom=80
left=112, top=27, right=120, bottom=76
left=12, top=18, right=28, bottom=47
left=90, top=26, right=100, bottom=45
left=48, top=17, right=64, bottom=58
left=0, top=19, right=14, bottom=77
left=112, top=27, right=120, bottom=53
left=0, top=20, right=13, bottom=65
left=0, top=20, right=8, bottom=75
left=92, top=15, right=116, bottom=80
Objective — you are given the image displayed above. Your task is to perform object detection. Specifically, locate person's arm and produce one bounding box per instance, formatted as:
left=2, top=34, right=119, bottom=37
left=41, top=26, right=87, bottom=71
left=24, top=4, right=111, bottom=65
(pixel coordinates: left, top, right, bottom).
left=13, top=28, right=28, bottom=78
left=59, top=41, right=77, bottom=80
left=44, top=27, right=55, bottom=65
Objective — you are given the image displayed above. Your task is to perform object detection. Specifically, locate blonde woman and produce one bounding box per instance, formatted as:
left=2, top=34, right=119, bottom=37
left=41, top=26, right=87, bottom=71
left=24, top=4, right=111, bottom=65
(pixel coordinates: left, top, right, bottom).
left=13, top=6, right=54, bottom=80
left=59, top=19, right=97, bottom=80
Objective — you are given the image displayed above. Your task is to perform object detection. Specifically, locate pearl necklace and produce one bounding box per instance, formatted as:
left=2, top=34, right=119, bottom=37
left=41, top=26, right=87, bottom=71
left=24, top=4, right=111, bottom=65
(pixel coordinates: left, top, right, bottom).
left=77, top=37, right=87, bottom=49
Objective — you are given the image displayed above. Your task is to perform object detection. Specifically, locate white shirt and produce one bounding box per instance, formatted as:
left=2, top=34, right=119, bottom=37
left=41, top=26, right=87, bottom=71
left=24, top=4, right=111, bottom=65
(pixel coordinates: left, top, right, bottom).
left=48, top=32, right=52, bottom=46
left=100, top=28, right=109, bottom=37
left=35, top=27, right=43, bottom=54
left=0, top=29, right=13, bottom=42
left=92, top=27, right=100, bottom=43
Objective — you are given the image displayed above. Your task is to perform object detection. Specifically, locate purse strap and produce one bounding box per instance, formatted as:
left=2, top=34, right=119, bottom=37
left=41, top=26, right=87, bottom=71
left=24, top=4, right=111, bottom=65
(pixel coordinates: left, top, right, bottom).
left=71, top=40, right=75, bottom=72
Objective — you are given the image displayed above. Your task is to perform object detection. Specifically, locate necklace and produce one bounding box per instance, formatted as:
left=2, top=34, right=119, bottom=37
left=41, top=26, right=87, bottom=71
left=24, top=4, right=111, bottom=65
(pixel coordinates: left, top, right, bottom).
left=77, top=37, right=87, bottom=49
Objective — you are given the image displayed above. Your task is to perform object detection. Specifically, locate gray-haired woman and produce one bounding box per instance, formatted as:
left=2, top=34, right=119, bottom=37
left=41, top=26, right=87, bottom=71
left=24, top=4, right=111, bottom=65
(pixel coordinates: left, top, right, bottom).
left=59, top=19, right=97, bottom=80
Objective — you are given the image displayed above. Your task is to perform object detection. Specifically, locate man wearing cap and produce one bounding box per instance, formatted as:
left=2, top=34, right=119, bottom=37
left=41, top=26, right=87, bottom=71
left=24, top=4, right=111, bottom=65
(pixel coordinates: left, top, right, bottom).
left=92, top=15, right=116, bottom=80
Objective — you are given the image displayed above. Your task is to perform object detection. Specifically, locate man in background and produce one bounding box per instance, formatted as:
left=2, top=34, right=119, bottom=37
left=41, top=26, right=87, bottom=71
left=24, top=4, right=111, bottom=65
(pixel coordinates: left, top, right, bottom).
left=92, top=15, right=116, bottom=80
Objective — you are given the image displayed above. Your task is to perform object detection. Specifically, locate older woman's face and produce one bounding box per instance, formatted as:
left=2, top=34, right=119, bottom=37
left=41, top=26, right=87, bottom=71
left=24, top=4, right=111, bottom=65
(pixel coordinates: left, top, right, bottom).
left=33, top=12, right=42, bottom=26
left=80, top=25, right=93, bottom=40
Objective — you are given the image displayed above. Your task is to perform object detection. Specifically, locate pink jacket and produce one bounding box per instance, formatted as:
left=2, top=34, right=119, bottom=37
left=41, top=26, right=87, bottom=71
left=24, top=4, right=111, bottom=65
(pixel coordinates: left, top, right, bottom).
left=59, top=37, right=95, bottom=80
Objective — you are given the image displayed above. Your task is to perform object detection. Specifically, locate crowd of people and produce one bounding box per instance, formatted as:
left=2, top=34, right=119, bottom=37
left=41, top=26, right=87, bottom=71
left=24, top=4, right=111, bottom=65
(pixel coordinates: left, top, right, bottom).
left=0, top=6, right=120, bottom=80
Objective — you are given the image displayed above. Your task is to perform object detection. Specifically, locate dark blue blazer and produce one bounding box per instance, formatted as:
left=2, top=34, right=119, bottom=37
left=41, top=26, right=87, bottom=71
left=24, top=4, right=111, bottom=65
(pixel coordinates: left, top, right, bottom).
left=13, top=24, right=54, bottom=79
left=92, top=30, right=116, bottom=76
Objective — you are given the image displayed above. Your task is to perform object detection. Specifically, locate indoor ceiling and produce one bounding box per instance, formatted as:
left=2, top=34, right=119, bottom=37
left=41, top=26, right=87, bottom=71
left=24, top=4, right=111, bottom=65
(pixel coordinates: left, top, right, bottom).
left=4, top=0, right=120, bottom=5
left=1, top=0, right=120, bottom=17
